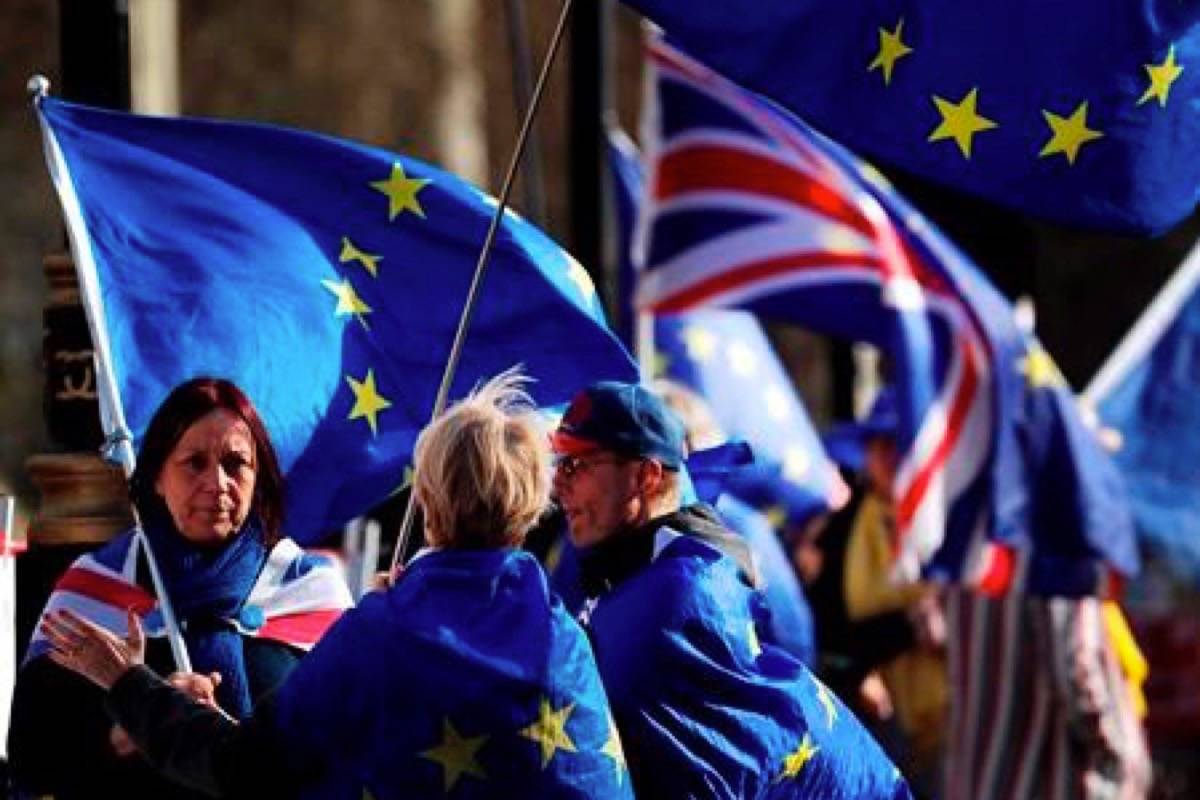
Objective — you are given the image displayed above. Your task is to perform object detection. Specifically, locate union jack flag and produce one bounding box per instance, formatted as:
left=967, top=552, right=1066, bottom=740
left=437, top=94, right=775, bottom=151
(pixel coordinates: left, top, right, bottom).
left=634, top=36, right=1138, bottom=595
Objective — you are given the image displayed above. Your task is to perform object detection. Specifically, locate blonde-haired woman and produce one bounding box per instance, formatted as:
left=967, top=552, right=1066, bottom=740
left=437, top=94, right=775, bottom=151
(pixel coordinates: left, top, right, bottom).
left=40, top=371, right=632, bottom=799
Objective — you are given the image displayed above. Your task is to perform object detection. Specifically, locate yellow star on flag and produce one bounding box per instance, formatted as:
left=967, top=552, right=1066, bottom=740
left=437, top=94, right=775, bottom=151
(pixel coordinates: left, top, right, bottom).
left=777, top=733, right=819, bottom=781
left=371, top=163, right=431, bottom=220
left=682, top=325, right=720, bottom=362
left=520, top=697, right=577, bottom=768
left=1138, top=45, right=1184, bottom=108
left=762, top=505, right=788, bottom=531
left=811, top=674, right=839, bottom=730
left=600, top=713, right=627, bottom=784
left=1039, top=102, right=1103, bottom=165
left=420, top=718, right=488, bottom=793
left=765, top=385, right=791, bottom=421
left=321, top=278, right=372, bottom=328
left=651, top=349, right=671, bottom=379
left=1018, top=345, right=1066, bottom=389
left=929, top=88, right=997, bottom=159
left=346, top=368, right=392, bottom=436
left=340, top=236, right=383, bottom=278
left=725, top=340, right=758, bottom=376
left=566, top=258, right=596, bottom=303
left=783, top=447, right=811, bottom=483
left=746, top=621, right=763, bottom=659
left=868, top=19, right=913, bottom=85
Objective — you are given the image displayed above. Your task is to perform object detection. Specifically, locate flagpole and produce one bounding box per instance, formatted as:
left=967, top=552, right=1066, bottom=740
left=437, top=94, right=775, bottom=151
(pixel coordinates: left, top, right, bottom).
left=390, top=0, right=577, bottom=573
left=1083, top=238, right=1200, bottom=405
left=29, top=75, right=192, bottom=673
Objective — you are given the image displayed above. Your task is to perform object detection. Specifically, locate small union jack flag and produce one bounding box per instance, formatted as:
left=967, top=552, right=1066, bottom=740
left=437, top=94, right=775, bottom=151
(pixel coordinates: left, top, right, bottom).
left=634, top=36, right=1138, bottom=595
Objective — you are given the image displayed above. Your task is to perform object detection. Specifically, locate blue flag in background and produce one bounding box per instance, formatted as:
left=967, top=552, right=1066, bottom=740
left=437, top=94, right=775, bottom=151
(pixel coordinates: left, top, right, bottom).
left=620, top=0, right=1200, bottom=234
left=635, top=37, right=1137, bottom=596
left=36, top=97, right=637, bottom=544
left=1088, top=252, right=1200, bottom=585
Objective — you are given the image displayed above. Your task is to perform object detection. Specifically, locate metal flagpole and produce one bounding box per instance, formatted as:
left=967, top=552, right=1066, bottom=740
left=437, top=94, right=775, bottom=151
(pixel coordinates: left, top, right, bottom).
left=390, top=0, right=578, bottom=573
left=29, top=75, right=192, bottom=673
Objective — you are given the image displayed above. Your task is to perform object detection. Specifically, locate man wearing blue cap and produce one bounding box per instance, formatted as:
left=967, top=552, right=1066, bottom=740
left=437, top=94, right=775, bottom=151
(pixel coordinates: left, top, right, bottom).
left=552, top=380, right=911, bottom=800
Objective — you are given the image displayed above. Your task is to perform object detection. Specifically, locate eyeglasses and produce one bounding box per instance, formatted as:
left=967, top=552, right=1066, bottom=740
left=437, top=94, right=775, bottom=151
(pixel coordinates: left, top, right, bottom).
left=553, top=454, right=630, bottom=480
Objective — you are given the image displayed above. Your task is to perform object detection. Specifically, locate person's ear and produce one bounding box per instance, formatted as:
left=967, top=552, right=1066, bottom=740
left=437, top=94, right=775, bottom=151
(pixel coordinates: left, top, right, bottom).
left=637, top=459, right=664, bottom=493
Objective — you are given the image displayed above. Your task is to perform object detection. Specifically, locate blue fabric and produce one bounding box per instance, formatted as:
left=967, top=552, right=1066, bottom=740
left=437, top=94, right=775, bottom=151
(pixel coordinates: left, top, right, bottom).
left=588, top=534, right=909, bottom=798
left=621, top=1, right=1200, bottom=234
left=97, top=522, right=268, bottom=718
left=1097, top=281, right=1200, bottom=585
left=271, top=549, right=632, bottom=799
left=716, top=495, right=816, bottom=666
left=38, top=97, right=638, bottom=544
left=635, top=38, right=1138, bottom=595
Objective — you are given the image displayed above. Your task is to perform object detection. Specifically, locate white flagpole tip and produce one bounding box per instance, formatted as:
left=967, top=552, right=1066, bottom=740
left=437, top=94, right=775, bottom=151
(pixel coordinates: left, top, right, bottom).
left=26, top=75, right=50, bottom=101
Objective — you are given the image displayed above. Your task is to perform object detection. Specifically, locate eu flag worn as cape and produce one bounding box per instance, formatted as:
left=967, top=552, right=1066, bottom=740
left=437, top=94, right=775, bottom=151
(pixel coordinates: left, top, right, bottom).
left=588, top=530, right=909, bottom=799
left=271, top=549, right=632, bottom=799
left=635, top=37, right=1137, bottom=595
left=35, top=96, right=637, bottom=544
left=1088, top=249, right=1200, bottom=585
left=621, top=0, right=1200, bottom=234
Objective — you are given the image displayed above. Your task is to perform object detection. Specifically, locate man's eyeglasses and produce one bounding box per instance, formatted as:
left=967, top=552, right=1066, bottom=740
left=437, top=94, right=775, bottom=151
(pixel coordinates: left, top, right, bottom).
left=553, top=454, right=629, bottom=479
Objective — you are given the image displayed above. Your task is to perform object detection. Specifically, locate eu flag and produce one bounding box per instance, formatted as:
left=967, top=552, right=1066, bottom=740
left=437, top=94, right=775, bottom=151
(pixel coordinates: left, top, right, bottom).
left=35, top=97, right=637, bottom=544
left=635, top=37, right=1137, bottom=595
left=271, top=549, right=632, bottom=798
left=620, top=0, right=1200, bottom=234
left=1087, top=250, right=1200, bottom=585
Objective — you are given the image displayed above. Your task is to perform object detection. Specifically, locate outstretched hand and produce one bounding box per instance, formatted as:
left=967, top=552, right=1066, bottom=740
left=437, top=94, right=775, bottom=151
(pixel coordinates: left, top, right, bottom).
left=42, top=607, right=146, bottom=690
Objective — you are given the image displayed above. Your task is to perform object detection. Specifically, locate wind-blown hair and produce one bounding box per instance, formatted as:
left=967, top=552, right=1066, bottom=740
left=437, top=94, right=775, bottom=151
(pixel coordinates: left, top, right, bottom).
left=413, top=369, right=550, bottom=549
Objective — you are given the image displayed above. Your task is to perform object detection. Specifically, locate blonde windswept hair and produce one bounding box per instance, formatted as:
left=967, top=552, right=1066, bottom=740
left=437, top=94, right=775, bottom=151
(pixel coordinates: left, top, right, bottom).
left=413, top=368, right=551, bottom=549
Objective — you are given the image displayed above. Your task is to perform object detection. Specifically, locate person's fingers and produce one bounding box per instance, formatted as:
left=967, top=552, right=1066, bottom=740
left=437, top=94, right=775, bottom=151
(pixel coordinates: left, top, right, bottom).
left=208, top=671, right=222, bottom=687
left=125, top=608, right=145, bottom=655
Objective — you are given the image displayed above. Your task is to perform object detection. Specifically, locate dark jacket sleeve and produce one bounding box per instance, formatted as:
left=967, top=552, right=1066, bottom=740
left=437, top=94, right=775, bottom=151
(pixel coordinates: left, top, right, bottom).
left=103, top=665, right=305, bottom=800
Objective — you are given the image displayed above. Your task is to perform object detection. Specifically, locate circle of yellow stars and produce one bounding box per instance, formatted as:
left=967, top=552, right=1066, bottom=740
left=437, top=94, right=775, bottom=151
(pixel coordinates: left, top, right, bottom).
left=865, top=18, right=1185, bottom=165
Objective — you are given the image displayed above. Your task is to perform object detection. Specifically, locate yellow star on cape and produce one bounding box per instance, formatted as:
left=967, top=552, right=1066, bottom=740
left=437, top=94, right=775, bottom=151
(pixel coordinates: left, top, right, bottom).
left=1018, top=346, right=1065, bottom=389
left=746, top=621, right=763, bottom=658
left=1138, top=45, right=1184, bottom=108
left=811, top=674, right=839, bottom=730
left=928, top=88, right=997, bottom=159
left=420, top=718, right=488, bottom=793
left=651, top=349, right=671, bottom=378
left=520, top=697, right=577, bottom=768
left=321, top=278, right=372, bottom=328
left=868, top=19, right=913, bottom=85
left=777, top=734, right=819, bottom=781
left=340, top=237, right=383, bottom=278
left=1039, top=102, right=1103, bottom=165
left=346, top=368, right=392, bottom=435
left=371, top=163, right=431, bottom=220
left=600, top=713, right=627, bottom=784
left=566, top=258, right=596, bottom=303
left=682, top=325, right=720, bottom=362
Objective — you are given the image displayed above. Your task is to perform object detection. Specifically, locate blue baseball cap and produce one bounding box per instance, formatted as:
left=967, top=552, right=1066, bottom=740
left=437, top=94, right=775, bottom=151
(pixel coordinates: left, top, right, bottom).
left=551, top=381, right=686, bottom=469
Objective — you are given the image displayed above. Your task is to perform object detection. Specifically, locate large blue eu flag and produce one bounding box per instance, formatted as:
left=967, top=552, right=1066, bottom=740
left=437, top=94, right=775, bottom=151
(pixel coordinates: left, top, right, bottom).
left=620, top=0, right=1200, bottom=234
left=35, top=96, right=637, bottom=544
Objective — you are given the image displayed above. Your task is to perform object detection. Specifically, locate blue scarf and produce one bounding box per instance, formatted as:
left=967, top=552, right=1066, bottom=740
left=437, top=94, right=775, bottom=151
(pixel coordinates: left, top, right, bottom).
left=142, top=516, right=268, bottom=718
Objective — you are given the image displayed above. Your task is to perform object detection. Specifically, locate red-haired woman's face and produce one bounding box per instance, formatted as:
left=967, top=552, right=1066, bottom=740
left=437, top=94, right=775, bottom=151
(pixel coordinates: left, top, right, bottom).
left=155, top=409, right=257, bottom=545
